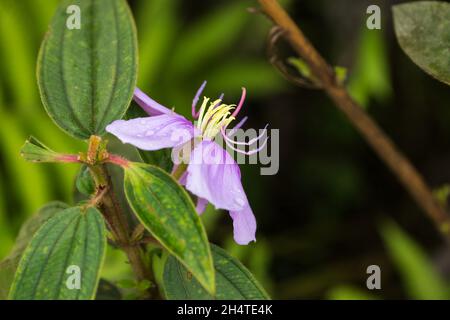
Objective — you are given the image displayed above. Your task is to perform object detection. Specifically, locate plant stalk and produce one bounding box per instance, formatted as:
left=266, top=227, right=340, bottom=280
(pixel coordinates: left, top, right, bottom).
left=91, top=163, right=159, bottom=298
left=258, top=0, right=450, bottom=238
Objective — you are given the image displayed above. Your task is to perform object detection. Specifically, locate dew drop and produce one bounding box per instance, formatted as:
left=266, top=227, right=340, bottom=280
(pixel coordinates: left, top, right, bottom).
left=234, top=196, right=246, bottom=207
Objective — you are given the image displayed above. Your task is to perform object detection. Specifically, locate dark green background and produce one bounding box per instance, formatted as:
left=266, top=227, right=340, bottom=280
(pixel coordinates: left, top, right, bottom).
left=0, top=0, right=449, bottom=299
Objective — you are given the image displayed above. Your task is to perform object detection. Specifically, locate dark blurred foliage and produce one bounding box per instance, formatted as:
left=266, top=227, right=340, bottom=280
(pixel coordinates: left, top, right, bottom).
left=1, top=0, right=450, bottom=299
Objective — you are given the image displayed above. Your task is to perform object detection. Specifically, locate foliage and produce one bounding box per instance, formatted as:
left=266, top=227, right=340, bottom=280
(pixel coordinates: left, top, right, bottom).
left=1, top=0, right=270, bottom=300
left=124, top=163, right=215, bottom=294
left=163, top=244, right=269, bottom=300
left=9, top=206, right=106, bottom=300
left=328, top=221, right=450, bottom=300
left=393, top=1, right=450, bottom=85
left=380, top=221, right=449, bottom=299
left=0, top=0, right=449, bottom=301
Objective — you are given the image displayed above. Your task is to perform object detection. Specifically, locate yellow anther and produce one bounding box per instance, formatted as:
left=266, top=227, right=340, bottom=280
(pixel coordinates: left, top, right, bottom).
left=196, top=97, right=236, bottom=139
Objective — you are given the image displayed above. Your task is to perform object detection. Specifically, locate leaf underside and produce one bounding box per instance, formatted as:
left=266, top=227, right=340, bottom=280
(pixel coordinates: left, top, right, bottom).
left=393, top=1, right=450, bottom=85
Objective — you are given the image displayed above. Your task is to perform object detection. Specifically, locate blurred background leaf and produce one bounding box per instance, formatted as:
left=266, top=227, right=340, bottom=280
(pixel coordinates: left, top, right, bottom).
left=0, top=0, right=83, bottom=260
left=347, top=27, right=392, bottom=107
left=0, top=201, right=68, bottom=298
left=327, top=285, right=378, bottom=300
left=380, top=220, right=449, bottom=300
left=1, top=0, right=450, bottom=300
left=393, top=1, right=450, bottom=86
left=0, top=0, right=38, bottom=110
left=133, top=0, right=285, bottom=116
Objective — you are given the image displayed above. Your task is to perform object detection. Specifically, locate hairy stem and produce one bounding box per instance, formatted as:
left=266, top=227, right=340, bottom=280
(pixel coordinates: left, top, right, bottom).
left=258, top=0, right=450, bottom=237
left=91, top=164, right=159, bottom=298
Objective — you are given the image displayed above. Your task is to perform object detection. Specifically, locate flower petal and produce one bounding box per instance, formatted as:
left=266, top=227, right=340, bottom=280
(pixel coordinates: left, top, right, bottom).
left=178, top=171, right=188, bottom=186
left=186, top=141, right=247, bottom=212
left=106, top=114, right=195, bottom=151
left=230, top=203, right=256, bottom=245
left=134, top=87, right=171, bottom=116
left=196, top=197, right=209, bottom=215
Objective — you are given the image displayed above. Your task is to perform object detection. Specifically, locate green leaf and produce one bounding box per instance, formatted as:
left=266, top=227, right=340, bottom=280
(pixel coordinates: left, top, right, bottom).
left=206, top=59, right=284, bottom=97
left=138, top=149, right=173, bottom=173
left=288, top=57, right=314, bottom=80
left=334, top=66, right=348, bottom=85
left=0, top=0, right=39, bottom=110
left=116, top=278, right=136, bottom=289
left=137, top=279, right=151, bottom=291
left=393, top=1, right=450, bottom=86
left=0, top=201, right=69, bottom=299
left=168, top=2, right=248, bottom=78
left=9, top=202, right=70, bottom=260
left=24, top=0, right=60, bottom=39
left=225, top=238, right=273, bottom=294
left=75, top=165, right=96, bottom=196
left=25, top=112, right=85, bottom=202
left=347, top=27, right=392, bottom=107
left=380, top=220, right=448, bottom=299
left=136, top=0, right=179, bottom=87
left=37, top=0, right=138, bottom=139
left=9, top=206, right=107, bottom=300
left=0, top=110, right=52, bottom=216
left=95, top=279, right=122, bottom=300
left=327, top=285, right=377, bottom=300
left=0, top=182, right=13, bottom=260
left=123, top=162, right=214, bottom=294
left=20, top=136, right=65, bottom=163
left=163, top=244, right=269, bottom=300
left=434, top=184, right=450, bottom=209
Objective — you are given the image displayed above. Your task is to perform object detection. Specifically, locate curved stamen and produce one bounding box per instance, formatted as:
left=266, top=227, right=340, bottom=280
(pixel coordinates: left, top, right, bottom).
left=211, top=97, right=223, bottom=110
left=221, top=125, right=268, bottom=146
left=192, top=80, right=207, bottom=119
left=196, top=97, right=210, bottom=129
left=231, top=87, right=246, bottom=118
left=225, top=136, right=269, bottom=156
left=212, top=93, right=225, bottom=109
left=226, top=116, right=248, bottom=136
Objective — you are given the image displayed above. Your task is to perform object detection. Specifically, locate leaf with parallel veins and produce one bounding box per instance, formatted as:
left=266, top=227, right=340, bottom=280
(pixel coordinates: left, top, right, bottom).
left=37, top=0, right=138, bottom=139
left=9, top=206, right=107, bottom=300
left=163, top=244, right=270, bottom=300
left=123, top=162, right=215, bottom=295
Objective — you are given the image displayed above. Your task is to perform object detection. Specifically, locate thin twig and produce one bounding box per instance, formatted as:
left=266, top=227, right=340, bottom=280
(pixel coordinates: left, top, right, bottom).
left=258, top=0, right=450, bottom=238
left=267, top=26, right=320, bottom=89
left=93, top=164, right=160, bottom=298
left=86, top=185, right=108, bottom=207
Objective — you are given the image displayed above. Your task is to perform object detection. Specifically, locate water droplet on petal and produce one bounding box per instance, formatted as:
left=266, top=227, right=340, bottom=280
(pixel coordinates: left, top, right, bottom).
left=234, top=197, right=246, bottom=207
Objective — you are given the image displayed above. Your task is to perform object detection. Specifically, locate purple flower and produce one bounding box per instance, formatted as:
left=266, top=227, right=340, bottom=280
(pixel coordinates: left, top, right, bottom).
left=106, top=82, right=267, bottom=245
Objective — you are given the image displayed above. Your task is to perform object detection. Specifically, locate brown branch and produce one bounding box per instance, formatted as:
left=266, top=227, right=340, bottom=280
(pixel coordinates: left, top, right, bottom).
left=258, top=0, right=450, bottom=237
left=92, top=164, right=159, bottom=298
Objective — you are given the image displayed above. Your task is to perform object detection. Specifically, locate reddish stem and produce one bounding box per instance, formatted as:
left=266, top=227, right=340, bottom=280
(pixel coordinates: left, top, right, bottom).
left=55, top=154, right=80, bottom=163
left=106, top=154, right=130, bottom=168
